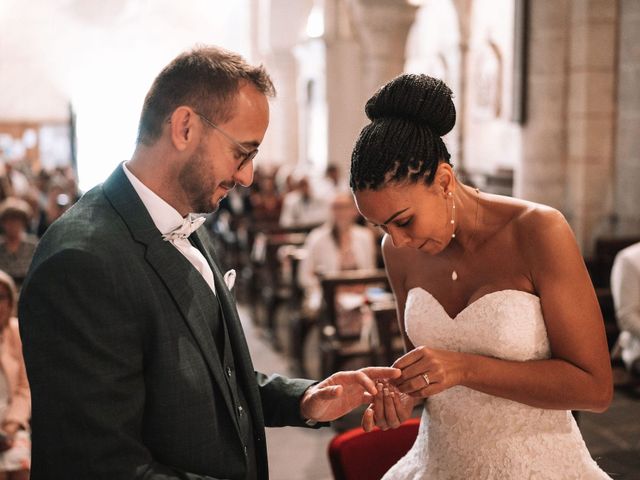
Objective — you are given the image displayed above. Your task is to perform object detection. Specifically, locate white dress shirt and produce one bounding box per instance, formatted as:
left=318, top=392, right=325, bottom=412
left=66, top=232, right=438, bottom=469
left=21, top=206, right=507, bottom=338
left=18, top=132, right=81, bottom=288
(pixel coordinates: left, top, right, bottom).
left=123, top=163, right=216, bottom=295
left=610, top=242, right=640, bottom=369
left=298, top=223, right=377, bottom=311
left=279, top=191, right=330, bottom=228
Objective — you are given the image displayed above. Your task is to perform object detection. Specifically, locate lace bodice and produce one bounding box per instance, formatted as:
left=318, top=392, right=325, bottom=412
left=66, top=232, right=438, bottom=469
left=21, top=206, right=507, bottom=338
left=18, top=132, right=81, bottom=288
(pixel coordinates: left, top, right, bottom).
left=382, top=288, right=611, bottom=480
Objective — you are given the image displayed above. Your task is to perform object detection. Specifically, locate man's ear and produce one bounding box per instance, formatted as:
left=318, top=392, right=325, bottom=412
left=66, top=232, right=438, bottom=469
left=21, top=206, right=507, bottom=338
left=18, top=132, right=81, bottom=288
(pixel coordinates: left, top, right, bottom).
left=168, top=106, right=197, bottom=151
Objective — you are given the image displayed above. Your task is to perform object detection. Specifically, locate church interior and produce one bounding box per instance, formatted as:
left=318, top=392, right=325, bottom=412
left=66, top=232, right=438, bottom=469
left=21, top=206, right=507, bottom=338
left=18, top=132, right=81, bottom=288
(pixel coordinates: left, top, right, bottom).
left=1, top=0, right=639, bottom=478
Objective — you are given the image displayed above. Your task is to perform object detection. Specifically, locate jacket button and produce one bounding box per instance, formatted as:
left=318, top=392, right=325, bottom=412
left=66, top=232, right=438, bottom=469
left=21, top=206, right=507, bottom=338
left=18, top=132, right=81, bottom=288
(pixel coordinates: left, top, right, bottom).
left=238, top=405, right=244, bottom=416
left=226, top=366, right=232, bottom=377
left=243, top=445, right=248, bottom=456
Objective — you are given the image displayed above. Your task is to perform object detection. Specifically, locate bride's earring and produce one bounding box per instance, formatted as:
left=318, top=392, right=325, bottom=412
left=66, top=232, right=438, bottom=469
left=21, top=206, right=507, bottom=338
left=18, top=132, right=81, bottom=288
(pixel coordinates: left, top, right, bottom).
left=448, top=191, right=456, bottom=239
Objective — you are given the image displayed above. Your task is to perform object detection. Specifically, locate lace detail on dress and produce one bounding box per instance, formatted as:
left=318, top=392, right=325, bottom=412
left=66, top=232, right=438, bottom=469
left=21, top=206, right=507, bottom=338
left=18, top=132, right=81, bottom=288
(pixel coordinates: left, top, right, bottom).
left=382, top=288, right=611, bottom=480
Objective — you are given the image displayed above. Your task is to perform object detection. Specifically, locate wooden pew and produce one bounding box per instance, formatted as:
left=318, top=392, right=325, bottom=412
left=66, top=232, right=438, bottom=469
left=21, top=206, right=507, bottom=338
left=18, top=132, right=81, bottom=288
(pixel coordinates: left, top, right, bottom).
left=249, top=229, right=309, bottom=349
left=369, top=299, right=405, bottom=366
left=318, top=269, right=390, bottom=377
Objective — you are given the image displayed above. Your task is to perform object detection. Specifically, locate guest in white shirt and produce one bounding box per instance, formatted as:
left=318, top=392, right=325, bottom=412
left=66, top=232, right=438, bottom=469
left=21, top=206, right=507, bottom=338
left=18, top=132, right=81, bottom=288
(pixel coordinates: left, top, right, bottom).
left=279, top=177, right=329, bottom=228
left=298, top=192, right=377, bottom=333
left=611, top=242, right=640, bottom=376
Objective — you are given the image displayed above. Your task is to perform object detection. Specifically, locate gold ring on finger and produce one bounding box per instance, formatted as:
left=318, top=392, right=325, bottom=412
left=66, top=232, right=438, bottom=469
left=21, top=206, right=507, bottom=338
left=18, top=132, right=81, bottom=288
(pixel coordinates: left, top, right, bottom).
left=422, top=373, right=430, bottom=386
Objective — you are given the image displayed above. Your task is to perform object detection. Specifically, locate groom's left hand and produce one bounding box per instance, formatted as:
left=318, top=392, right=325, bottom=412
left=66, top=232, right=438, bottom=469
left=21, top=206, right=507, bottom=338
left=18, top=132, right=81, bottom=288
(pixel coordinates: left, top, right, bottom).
left=300, top=367, right=401, bottom=422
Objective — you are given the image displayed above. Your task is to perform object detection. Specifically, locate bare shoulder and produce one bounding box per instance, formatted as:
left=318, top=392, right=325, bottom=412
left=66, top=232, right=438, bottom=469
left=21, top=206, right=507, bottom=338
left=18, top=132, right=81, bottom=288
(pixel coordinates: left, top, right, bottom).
left=509, top=202, right=582, bottom=280
left=513, top=203, right=573, bottom=248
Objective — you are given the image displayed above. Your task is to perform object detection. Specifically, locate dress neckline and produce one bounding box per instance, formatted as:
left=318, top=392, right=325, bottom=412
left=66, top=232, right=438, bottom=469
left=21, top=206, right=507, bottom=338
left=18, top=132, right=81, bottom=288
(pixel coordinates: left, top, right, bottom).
left=407, top=287, right=540, bottom=320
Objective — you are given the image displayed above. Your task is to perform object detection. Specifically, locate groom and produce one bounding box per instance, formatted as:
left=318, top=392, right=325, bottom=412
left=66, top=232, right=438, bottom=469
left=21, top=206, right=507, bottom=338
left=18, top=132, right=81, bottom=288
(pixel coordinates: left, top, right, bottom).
left=18, top=46, right=398, bottom=479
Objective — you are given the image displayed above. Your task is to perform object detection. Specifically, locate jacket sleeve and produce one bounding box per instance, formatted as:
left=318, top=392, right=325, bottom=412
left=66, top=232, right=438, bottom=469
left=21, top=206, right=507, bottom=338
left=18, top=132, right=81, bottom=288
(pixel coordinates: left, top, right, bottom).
left=19, top=249, right=227, bottom=480
left=255, top=372, right=326, bottom=428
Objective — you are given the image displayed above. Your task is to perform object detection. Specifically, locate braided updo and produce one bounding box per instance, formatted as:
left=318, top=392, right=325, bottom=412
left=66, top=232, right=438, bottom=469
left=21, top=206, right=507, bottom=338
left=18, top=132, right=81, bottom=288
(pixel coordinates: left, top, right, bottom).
left=350, top=74, right=456, bottom=191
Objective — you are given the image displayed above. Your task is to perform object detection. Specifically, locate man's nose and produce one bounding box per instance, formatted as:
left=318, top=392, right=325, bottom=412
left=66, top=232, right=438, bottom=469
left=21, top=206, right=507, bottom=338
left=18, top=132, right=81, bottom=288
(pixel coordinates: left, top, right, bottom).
left=233, top=161, right=254, bottom=187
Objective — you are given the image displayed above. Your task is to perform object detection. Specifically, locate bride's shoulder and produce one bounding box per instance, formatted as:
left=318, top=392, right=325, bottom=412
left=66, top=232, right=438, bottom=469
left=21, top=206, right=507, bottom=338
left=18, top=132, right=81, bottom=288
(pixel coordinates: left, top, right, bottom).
left=513, top=202, right=569, bottom=235
left=510, top=202, right=575, bottom=254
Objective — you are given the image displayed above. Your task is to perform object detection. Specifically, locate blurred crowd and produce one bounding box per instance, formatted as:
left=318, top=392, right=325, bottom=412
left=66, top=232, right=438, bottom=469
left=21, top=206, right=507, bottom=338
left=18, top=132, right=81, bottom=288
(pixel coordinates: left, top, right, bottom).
left=0, top=161, right=80, bottom=291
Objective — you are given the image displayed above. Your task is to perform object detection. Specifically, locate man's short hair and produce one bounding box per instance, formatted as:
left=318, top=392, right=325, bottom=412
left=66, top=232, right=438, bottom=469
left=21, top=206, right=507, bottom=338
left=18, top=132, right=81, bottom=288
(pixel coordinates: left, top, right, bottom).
left=136, top=45, right=276, bottom=146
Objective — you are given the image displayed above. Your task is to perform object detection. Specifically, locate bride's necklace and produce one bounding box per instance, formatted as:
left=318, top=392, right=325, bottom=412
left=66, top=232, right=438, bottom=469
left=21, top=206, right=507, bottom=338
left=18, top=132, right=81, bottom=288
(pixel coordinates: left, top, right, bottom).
left=448, top=187, right=480, bottom=281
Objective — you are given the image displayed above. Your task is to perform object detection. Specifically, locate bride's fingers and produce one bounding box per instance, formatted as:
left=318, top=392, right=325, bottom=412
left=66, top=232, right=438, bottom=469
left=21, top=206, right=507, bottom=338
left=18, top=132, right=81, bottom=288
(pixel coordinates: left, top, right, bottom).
left=382, top=387, right=401, bottom=428
left=392, top=347, right=426, bottom=370
left=397, top=373, right=435, bottom=395
left=362, top=406, right=375, bottom=432
left=393, top=390, right=411, bottom=422
left=372, top=383, right=388, bottom=430
left=396, top=361, right=435, bottom=384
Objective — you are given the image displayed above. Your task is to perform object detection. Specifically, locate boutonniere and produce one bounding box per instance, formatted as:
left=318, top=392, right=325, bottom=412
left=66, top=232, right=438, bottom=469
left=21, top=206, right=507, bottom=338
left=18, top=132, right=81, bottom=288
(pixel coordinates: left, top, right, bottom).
left=223, top=269, right=236, bottom=291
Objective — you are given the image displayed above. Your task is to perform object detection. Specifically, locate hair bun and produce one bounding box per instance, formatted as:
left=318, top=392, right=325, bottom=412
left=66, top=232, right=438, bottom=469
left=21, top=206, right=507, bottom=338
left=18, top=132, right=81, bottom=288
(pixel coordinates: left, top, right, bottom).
left=365, top=74, right=456, bottom=137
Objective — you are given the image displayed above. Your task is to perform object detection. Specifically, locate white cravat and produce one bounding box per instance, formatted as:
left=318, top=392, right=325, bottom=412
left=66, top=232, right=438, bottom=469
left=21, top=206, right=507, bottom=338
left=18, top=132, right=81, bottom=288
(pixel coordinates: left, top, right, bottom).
left=162, top=215, right=216, bottom=295
left=122, top=163, right=216, bottom=295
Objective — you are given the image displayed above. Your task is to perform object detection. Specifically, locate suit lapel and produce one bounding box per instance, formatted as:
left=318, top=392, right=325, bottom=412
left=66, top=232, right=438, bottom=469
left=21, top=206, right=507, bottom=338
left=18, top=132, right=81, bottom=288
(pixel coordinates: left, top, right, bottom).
left=102, top=165, right=240, bottom=433
left=191, top=230, right=265, bottom=421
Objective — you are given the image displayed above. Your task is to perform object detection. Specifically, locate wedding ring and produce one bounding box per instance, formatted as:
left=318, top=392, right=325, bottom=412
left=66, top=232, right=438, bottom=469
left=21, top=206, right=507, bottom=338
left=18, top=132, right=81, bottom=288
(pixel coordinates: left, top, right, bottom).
left=422, top=373, right=430, bottom=386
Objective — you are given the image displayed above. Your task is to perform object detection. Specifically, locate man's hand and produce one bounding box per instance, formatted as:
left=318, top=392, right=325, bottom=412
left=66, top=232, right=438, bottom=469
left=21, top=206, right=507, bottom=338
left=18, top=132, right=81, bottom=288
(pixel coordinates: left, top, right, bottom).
left=300, top=367, right=401, bottom=422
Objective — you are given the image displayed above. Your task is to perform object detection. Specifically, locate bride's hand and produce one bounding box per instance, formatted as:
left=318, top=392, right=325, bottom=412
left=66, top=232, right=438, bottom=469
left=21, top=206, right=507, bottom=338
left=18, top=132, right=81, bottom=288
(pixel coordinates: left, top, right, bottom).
left=361, top=381, right=416, bottom=432
left=391, top=346, right=466, bottom=398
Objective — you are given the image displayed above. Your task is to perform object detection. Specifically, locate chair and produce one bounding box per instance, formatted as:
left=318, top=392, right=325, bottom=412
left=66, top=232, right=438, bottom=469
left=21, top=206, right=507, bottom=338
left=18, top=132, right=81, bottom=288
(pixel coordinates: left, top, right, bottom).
left=370, top=300, right=405, bottom=366
left=328, top=418, right=421, bottom=480
left=248, top=226, right=311, bottom=348
left=318, top=269, right=389, bottom=377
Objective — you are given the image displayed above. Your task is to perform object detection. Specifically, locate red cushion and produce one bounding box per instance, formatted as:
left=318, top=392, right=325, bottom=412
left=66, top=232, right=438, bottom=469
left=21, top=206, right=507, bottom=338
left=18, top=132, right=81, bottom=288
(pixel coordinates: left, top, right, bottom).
left=328, top=418, right=421, bottom=480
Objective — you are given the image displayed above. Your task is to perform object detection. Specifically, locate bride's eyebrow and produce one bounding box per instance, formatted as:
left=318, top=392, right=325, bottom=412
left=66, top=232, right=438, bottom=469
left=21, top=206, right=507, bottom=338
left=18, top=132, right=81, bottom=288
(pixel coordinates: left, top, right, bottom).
left=371, top=207, right=410, bottom=227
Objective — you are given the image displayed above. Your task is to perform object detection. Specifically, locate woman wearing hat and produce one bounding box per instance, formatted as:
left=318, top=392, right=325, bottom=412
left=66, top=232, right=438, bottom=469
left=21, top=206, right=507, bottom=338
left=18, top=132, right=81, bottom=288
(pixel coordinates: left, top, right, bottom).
left=0, top=198, right=38, bottom=289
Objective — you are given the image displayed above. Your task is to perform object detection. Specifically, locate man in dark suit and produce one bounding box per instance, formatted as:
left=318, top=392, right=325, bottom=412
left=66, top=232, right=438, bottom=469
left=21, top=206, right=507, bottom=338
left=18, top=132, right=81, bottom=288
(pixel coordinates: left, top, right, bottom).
left=18, top=46, right=398, bottom=479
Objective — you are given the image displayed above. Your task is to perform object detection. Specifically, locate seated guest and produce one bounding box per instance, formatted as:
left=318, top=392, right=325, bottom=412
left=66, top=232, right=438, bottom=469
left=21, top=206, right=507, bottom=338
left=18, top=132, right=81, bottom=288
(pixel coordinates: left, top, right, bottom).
left=280, top=177, right=329, bottom=228
left=250, top=174, right=282, bottom=223
left=35, top=180, right=74, bottom=238
left=0, top=270, right=31, bottom=479
left=314, top=163, right=344, bottom=199
left=0, top=199, right=38, bottom=288
left=298, top=193, right=377, bottom=335
left=611, top=242, right=640, bottom=376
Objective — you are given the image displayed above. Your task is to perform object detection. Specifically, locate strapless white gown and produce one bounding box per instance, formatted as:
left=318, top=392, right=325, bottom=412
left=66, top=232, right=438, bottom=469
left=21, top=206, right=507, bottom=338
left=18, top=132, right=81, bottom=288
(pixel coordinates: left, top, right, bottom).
left=382, top=288, right=611, bottom=480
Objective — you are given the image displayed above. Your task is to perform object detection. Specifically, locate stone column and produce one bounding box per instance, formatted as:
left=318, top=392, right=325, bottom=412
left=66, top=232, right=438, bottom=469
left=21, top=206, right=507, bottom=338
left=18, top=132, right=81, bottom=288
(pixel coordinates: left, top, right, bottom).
left=453, top=0, right=472, bottom=173
left=516, top=0, right=571, bottom=211
left=613, top=0, right=640, bottom=234
left=564, top=0, right=618, bottom=252
left=251, top=0, right=314, bottom=170
left=291, top=0, right=364, bottom=177
left=349, top=0, right=419, bottom=99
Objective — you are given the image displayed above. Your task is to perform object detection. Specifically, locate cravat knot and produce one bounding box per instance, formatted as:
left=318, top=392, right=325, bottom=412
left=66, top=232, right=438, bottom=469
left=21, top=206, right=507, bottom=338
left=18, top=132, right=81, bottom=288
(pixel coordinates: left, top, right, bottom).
left=162, top=215, right=206, bottom=241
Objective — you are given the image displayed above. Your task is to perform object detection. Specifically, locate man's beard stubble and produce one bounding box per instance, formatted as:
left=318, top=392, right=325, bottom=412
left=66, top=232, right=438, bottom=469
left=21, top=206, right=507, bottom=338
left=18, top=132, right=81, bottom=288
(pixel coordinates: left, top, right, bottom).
left=178, top=146, right=218, bottom=214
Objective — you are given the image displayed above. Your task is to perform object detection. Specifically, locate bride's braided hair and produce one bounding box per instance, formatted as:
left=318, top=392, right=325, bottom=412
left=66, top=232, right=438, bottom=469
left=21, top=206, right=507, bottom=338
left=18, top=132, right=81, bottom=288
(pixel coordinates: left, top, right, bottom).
left=350, top=74, right=456, bottom=191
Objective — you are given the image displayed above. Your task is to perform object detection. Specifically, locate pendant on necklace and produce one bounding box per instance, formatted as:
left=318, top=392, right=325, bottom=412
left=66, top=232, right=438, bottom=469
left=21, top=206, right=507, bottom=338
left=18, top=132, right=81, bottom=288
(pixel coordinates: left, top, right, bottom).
left=451, top=270, right=458, bottom=281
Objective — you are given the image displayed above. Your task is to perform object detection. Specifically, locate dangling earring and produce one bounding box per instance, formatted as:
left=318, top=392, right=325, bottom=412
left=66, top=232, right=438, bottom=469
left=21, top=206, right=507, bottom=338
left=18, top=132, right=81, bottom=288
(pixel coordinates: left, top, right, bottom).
left=448, top=191, right=456, bottom=238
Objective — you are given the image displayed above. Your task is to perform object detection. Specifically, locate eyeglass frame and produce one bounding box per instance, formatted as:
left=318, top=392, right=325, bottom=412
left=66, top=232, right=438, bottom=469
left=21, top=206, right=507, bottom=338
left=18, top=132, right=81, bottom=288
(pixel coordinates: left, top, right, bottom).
left=195, top=111, right=258, bottom=171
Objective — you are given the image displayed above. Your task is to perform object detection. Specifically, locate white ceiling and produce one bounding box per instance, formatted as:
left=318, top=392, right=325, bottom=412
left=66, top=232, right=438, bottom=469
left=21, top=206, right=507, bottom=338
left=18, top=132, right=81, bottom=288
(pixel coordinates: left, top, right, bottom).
left=0, top=0, right=251, bottom=120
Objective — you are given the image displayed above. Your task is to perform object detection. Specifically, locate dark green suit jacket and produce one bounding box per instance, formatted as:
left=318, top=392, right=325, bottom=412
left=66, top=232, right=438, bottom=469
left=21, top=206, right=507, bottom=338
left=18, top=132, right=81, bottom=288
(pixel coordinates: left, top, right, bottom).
left=19, top=165, right=317, bottom=479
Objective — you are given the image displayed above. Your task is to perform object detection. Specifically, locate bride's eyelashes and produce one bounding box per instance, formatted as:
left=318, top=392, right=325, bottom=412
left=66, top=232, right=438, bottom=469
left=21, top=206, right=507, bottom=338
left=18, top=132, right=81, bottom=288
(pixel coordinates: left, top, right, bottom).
left=396, top=217, right=413, bottom=228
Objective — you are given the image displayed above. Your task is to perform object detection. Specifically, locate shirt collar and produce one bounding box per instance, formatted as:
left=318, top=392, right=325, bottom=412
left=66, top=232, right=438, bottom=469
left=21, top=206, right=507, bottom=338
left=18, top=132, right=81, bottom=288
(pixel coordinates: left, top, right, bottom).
left=122, top=162, right=184, bottom=236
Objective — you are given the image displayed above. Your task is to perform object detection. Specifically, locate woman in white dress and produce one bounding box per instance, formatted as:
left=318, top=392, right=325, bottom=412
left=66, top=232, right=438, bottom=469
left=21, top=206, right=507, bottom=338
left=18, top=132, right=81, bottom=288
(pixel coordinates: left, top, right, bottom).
left=350, top=74, right=613, bottom=479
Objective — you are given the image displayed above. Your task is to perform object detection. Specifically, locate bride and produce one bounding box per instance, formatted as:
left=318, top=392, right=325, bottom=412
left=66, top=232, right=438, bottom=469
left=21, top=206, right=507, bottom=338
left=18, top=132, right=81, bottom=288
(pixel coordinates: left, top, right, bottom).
left=350, top=74, right=613, bottom=479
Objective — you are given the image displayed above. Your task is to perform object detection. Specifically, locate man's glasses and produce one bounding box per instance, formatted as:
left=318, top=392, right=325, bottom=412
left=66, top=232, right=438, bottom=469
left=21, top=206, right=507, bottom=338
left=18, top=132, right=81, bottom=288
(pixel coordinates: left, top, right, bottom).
left=196, top=112, right=258, bottom=171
